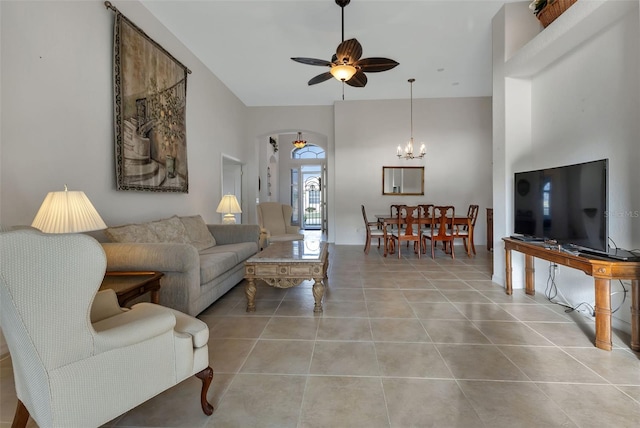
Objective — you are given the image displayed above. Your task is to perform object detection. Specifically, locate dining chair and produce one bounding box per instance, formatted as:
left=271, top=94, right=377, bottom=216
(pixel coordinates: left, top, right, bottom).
left=387, top=205, right=422, bottom=258
left=423, top=205, right=455, bottom=259
left=387, top=204, right=402, bottom=232
left=418, top=204, right=434, bottom=241
left=361, top=205, right=385, bottom=254
left=453, top=204, right=480, bottom=256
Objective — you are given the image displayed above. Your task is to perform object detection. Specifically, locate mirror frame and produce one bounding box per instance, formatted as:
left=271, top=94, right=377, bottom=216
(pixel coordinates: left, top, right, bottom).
left=382, top=166, right=425, bottom=196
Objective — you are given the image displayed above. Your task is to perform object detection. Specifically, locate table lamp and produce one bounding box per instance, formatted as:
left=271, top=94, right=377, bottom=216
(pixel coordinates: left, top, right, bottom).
left=216, top=194, right=242, bottom=224
left=31, top=185, right=107, bottom=233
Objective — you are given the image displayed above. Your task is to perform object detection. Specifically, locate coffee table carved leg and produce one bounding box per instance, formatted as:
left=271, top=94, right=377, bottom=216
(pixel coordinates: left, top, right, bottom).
left=245, top=279, right=256, bottom=312
left=313, top=278, right=324, bottom=313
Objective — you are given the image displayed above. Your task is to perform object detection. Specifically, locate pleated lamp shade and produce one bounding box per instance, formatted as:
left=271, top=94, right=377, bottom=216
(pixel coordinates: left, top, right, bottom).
left=216, top=194, right=242, bottom=224
left=31, top=186, right=107, bottom=233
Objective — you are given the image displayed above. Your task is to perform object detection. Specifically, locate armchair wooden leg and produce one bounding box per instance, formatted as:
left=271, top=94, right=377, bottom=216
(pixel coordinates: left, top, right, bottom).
left=12, top=400, right=29, bottom=428
left=195, top=366, right=214, bottom=416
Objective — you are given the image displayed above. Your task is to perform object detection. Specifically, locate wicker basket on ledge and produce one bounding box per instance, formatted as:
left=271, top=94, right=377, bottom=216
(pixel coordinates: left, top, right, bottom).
left=537, top=0, right=578, bottom=28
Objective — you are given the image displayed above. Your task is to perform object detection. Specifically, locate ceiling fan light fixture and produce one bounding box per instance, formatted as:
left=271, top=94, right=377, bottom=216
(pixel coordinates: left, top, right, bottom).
left=330, top=64, right=357, bottom=82
left=292, top=132, right=307, bottom=149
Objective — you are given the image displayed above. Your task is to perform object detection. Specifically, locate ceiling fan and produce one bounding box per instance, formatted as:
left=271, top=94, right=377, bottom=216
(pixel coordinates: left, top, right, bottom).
left=291, top=0, right=399, bottom=88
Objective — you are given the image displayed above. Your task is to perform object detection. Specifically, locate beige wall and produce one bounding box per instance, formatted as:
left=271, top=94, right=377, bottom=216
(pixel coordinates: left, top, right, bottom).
left=334, top=97, right=493, bottom=245
left=0, top=0, right=249, bottom=355
left=0, top=0, right=248, bottom=229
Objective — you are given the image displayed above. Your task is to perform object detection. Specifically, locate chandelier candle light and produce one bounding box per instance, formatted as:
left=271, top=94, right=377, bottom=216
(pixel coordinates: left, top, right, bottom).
left=216, top=194, right=242, bottom=224
left=292, top=132, right=307, bottom=149
left=397, top=78, right=426, bottom=160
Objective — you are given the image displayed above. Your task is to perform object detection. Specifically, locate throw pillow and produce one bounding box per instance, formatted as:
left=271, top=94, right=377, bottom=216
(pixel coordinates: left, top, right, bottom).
left=146, top=216, right=190, bottom=244
left=179, top=215, right=217, bottom=251
left=104, top=223, right=161, bottom=243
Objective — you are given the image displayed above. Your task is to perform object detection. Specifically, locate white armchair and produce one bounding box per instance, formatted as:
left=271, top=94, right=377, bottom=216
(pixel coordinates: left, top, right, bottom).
left=256, top=202, right=304, bottom=249
left=0, top=229, right=214, bottom=428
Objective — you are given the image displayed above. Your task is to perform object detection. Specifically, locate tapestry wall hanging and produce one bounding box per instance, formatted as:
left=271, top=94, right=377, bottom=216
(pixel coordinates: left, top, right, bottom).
left=108, top=2, right=190, bottom=192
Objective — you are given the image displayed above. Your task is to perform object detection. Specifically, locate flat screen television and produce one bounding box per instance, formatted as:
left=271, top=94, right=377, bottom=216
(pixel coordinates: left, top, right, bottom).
left=513, top=159, right=608, bottom=252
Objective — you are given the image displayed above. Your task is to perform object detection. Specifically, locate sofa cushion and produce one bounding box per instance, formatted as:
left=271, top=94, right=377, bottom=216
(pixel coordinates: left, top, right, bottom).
left=104, top=223, right=161, bottom=243
left=199, top=242, right=258, bottom=263
left=146, top=216, right=191, bottom=244
left=198, top=251, right=239, bottom=284
left=179, top=215, right=216, bottom=250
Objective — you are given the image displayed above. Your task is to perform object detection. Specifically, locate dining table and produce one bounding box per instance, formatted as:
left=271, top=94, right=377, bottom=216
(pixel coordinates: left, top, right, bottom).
left=375, top=213, right=473, bottom=257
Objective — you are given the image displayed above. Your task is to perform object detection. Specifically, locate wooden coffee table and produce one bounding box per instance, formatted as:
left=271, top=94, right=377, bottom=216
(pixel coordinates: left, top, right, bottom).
left=99, top=271, right=163, bottom=307
left=244, top=241, right=328, bottom=313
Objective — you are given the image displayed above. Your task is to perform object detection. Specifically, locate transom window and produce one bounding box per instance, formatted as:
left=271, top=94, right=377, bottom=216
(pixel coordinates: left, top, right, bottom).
left=292, top=145, right=325, bottom=159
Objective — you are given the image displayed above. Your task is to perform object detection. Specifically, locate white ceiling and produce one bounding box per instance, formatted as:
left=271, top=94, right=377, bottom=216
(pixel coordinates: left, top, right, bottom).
left=141, top=0, right=522, bottom=106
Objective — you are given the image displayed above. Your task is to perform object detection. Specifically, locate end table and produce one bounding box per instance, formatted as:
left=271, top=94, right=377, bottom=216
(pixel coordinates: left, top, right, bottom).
left=99, top=271, right=163, bottom=307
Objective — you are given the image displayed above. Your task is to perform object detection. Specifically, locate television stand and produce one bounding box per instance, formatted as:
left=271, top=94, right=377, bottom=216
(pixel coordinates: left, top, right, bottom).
left=503, top=237, right=640, bottom=351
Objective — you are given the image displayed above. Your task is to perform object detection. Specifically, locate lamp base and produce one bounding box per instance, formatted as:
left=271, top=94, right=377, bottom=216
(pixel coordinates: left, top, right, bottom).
left=222, top=214, right=237, bottom=224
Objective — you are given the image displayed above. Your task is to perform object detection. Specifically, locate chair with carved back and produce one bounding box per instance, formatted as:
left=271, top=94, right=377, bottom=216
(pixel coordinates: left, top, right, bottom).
left=423, top=205, right=456, bottom=259
left=417, top=204, right=434, bottom=242
left=361, top=204, right=385, bottom=254
left=387, top=204, right=402, bottom=232
left=452, top=204, right=480, bottom=256
left=387, top=205, right=422, bottom=258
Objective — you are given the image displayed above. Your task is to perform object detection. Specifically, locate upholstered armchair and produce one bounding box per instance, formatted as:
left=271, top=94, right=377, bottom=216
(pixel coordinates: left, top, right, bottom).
left=0, top=230, right=214, bottom=428
left=256, top=202, right=304, bottom=249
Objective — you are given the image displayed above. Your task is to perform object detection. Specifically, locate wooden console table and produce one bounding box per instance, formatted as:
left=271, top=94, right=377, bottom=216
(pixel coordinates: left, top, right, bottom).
left=503, top=238, right=640, bottom=351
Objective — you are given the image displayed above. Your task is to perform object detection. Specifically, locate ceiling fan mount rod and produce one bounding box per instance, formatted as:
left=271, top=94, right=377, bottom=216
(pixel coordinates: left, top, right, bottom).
left=335, top=0, right=351, bottom=43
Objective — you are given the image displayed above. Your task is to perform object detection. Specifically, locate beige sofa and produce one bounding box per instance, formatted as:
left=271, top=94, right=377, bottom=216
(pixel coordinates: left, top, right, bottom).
left=94, top=215, right=260, bottom=316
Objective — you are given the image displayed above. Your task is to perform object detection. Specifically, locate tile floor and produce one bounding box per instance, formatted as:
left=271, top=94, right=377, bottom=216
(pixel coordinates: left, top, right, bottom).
left=2, top=243, right=640, bottom=427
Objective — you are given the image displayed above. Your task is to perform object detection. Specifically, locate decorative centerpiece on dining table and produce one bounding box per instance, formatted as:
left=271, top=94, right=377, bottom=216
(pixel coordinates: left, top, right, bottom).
left=530, top=0, right=577, bottom=28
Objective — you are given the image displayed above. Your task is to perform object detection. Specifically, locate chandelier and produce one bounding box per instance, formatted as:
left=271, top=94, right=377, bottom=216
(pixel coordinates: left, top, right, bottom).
left=396, top=78, right=425, bottom=160
left=292, top=132, right=307, bottom=149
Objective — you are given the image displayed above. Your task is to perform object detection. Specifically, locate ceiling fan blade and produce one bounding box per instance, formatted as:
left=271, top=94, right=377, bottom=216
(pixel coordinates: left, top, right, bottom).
left=291, top=57, right=332, bottom=67
left=345, top=70, right=367, bottom=87
left=355, top=57, right=399, bottom=73
left=335, top=38, right=362, bottom=64
left=308, top=72, right=333, bottom=86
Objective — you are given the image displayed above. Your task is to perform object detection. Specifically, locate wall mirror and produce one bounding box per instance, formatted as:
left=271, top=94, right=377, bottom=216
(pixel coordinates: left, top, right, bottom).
left=382, top=166, right=424, bottom=195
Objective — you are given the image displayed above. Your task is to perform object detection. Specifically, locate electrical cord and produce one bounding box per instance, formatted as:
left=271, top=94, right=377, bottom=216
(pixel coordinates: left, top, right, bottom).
left=611, top=279, right=628, bottom=314
left=544, top=262, right=558, bottom=300
left=542, top=240, right=633, bottom=318
left=567, top=302, right=595, bottom=316
left=608, top=237, right=640, bottom=256
left=544, top=260, right=630, bottom=317
left=544, top=262, right=574, bottom=311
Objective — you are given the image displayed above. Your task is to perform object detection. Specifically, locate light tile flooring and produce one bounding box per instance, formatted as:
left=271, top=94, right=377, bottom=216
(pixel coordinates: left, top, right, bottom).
left=2, top=243, right=640, bottom=427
